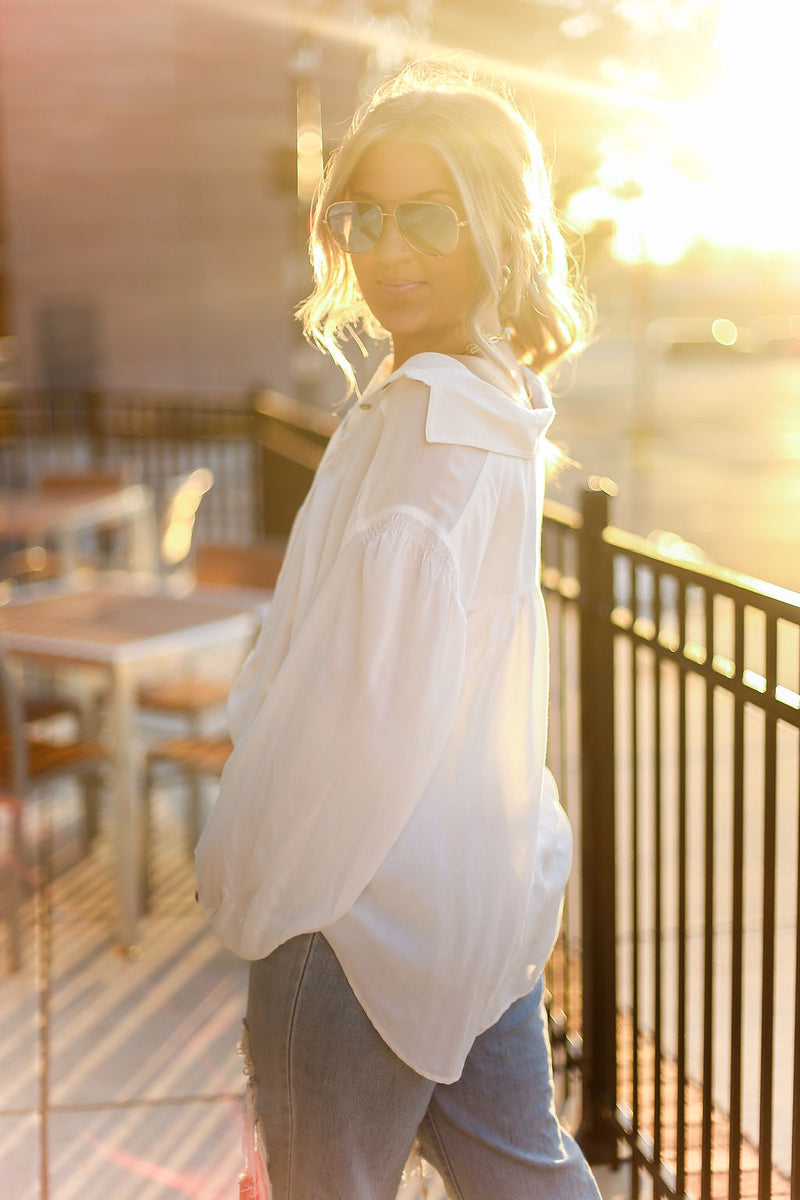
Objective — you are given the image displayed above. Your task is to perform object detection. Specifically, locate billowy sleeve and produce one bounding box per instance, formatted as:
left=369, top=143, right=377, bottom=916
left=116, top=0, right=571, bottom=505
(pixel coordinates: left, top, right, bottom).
left=194, top=510, right=467, bottom=960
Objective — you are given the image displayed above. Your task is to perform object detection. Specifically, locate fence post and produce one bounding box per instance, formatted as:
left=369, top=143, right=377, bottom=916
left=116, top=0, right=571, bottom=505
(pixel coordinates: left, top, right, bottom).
left=577, top=480, right=618, bottom=1164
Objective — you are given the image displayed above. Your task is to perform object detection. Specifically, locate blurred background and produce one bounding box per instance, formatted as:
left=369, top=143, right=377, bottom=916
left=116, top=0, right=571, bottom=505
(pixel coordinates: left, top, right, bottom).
left=0, top=0, right=797, bottom=590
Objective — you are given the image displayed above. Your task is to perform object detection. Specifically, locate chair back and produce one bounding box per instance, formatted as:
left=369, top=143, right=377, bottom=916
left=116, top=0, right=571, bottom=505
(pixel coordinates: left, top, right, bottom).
left=38, top=465, right=141, bottom=493
left=159, top=468, right=214, bottom=571
left=195, top=539, right=286, bottom=591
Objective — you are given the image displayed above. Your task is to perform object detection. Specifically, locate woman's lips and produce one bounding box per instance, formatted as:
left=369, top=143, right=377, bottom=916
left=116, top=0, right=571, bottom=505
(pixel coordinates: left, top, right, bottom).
left=378, top=280, right=425, bottom=294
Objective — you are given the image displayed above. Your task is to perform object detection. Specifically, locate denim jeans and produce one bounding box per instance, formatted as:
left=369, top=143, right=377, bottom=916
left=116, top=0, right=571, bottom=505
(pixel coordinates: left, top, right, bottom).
left=244, top=932, right=601, bottom=1200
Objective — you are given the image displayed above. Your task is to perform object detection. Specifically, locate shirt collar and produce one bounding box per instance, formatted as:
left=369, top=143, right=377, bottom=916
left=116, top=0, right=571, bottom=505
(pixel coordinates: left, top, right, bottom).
left=363, top=353, right=554, bottom=460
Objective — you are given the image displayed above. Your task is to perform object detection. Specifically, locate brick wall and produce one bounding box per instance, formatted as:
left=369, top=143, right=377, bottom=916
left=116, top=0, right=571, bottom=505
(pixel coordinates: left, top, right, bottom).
left=0, top=0, right=363, bottom=401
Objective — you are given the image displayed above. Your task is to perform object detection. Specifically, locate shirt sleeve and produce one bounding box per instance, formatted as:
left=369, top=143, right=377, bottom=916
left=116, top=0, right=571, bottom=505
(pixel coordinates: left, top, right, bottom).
left=194, top=510, right=467, bottom=960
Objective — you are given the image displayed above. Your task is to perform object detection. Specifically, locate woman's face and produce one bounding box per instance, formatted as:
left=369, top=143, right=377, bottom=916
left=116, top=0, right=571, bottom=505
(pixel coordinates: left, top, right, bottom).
left=345, top=136, right=488, bottom=368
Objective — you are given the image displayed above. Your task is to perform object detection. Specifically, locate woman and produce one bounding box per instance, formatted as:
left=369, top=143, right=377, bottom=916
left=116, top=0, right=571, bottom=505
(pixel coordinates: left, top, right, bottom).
left=195, top=58, right=600, bottom=1200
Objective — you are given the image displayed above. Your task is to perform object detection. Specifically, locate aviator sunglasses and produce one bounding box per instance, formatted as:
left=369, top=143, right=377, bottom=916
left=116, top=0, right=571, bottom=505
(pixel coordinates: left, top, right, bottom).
left=324, top=200, right=468, bottom=257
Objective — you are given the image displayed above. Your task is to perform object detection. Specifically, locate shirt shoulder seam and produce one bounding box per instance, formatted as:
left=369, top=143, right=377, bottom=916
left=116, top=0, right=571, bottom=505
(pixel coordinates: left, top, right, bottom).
left=345, top=506, right=461, bottom=591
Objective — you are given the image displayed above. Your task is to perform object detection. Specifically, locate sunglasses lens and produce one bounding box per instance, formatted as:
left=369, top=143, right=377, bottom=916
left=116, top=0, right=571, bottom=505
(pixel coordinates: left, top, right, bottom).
left=325, top=201, right=463, bottom=256
left=396, top=203, right=460, bottom=256
left=326, top=202, right=382, bottom=253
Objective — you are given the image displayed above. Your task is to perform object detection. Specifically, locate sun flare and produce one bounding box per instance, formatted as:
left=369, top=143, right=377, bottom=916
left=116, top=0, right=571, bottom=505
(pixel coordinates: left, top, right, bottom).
left=569, top=0, right=800, bottom=261
left=687, top=0, right=800, bottom=253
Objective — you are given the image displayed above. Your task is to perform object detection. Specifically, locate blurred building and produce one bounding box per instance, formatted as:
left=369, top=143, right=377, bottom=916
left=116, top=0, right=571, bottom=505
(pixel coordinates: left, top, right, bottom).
left=0, top=0, right=367, bottom=405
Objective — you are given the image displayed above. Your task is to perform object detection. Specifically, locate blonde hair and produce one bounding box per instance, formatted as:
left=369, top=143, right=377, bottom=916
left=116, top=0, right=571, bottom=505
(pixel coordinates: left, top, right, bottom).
left=298, top=57, right=594, bottom=391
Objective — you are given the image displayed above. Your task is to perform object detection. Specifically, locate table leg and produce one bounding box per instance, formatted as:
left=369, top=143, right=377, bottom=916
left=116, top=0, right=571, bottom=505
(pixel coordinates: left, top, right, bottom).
left=109, top=662, right=142, bottom=950
left=76, top=675, right=104, bottom=852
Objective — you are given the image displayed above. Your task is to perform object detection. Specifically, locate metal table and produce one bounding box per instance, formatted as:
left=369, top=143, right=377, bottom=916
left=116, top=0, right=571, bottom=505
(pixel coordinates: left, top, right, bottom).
left=0, top=578, right=262, bottom=949
left=0, top=483, right=159, bottom=575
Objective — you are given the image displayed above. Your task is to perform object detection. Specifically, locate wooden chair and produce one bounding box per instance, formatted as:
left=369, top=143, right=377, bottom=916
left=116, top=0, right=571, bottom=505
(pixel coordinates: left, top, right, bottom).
left=194, top=538, right=287, bottom=591
left=37, top=465, right=141, bottom=493
left=1, top=465, right=212, bottom=585
left=23, top=692, right=84, bottom=726
left=3, top=465, right=144, bottom=582
left=141, top=734, right=233, bottom=908
left=137, top=538, right=286, bottom=722
left=0, top=648, right=106, bottom=970
left=136, top=539, right=285, bottom=858
left=136, top=539, right=285, bottom=902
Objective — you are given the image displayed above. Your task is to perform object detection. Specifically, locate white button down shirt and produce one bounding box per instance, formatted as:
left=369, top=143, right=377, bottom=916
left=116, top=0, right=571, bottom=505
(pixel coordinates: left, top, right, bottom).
left=195, top=352, right=573, bottom=1083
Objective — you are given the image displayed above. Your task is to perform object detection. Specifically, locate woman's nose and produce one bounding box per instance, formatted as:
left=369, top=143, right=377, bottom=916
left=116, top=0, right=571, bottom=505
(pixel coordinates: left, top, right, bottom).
left=374, top=211, right=412, bottom=259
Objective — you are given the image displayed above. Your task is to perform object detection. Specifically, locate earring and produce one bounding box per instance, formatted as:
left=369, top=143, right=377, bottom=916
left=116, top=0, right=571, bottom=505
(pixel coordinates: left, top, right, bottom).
left=501, top=264, right=512, bottom=293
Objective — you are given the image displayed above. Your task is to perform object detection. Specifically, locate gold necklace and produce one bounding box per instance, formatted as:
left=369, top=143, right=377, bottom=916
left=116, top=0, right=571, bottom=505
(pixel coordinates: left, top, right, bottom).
left=461, top=331, right=509, bottom=356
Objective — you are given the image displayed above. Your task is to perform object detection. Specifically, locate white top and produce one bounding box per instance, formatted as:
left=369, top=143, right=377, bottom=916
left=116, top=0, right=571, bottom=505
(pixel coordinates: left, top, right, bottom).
left=194, top=352, right=573, bottom=1083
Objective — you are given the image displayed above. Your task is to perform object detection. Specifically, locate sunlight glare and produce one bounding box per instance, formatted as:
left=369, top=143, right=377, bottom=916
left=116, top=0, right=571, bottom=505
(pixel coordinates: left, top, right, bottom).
left=682, top=0, right=800, bottom=252
left=181, top=0, right=798, bottom=260
left=568, top=141, right=713, bottom=265
left=710, top=318, right=737, bottom=347
left=571, top=0, right=800, bottom=259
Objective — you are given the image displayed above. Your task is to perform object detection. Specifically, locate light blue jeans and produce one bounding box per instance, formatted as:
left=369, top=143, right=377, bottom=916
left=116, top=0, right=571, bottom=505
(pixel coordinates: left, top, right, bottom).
left=244, top=932, right=601, bottom=1200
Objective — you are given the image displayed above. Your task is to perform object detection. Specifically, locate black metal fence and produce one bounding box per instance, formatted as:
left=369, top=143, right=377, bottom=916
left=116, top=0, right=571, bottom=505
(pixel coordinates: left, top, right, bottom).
left=543, top=483, right=799, bottom=1200
left=0, top=388, right=264, bottom=544
left=0, top=388, right=337, bottom=548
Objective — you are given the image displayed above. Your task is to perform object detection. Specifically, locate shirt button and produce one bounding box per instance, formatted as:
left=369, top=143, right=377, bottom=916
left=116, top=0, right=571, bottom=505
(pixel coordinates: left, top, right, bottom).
left=358, top=401, right=373, bottom=410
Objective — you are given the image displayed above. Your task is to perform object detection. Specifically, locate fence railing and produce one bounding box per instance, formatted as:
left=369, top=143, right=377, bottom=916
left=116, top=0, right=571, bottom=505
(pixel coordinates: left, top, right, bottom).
left=1, top=388, right=264, bottom=544
left=0, top=388, right=336, bottom=547
left=543, top=483, right=800, bottom=1200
